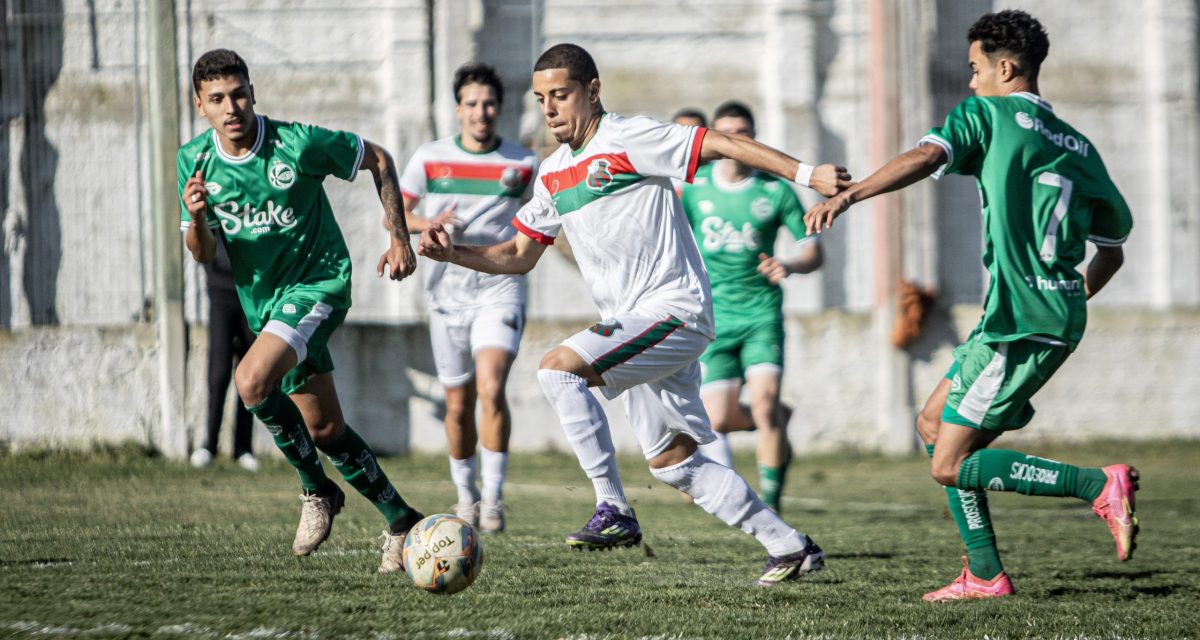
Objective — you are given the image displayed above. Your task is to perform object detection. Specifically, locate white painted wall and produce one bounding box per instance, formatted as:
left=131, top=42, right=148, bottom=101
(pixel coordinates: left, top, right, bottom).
left=2, top=0, right=1198, bottom=454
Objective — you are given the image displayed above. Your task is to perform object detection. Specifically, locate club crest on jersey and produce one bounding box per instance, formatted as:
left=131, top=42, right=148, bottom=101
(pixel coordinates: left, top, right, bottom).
left=588, top=319, right=623, bottom=337
left=268, top=161, right=296, bottom=190
left=585, top=159, right=614, bottom=193
left=751, top=197, right=773, bottom=221
left=204, top=182, right=222, bottom=195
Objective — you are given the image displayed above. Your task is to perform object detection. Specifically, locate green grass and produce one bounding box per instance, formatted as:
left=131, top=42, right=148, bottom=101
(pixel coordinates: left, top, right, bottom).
left=1, top=440, right=1198, bottom=639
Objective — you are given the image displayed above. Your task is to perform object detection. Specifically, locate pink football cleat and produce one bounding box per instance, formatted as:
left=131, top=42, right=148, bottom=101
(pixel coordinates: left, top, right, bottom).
left=1092, top=464, right=1140, bottom=561
left=923, top=557, right=1015, bottom=602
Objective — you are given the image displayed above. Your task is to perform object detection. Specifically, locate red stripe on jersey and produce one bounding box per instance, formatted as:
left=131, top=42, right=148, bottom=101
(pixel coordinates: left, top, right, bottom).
left=400, top=189, right=421, bottom=201
left=539, top=152, right=638, bottom=195
left=685, top=127, right=707, bottom=183
left=424, top=161, right=533, bottom=183
left=513, top=217, right=556, bottom=246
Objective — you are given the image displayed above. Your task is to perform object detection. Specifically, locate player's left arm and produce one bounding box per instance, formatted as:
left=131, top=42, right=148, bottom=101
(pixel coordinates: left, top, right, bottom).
left=699, top=130, right=851, bottom=198
left=757, top=240, right=823, bottom=285
left=803, top=144, right=947, bottom=236
left=1084, top=246, right=1123, bottom=299
left=359, top=139, right=417, bottom=281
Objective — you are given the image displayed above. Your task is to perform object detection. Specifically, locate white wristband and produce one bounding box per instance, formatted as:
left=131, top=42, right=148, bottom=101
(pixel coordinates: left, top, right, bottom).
left=794, top=163, right=815, bottom=188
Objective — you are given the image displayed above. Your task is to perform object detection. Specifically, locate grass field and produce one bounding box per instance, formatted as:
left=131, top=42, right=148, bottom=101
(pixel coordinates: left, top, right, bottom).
left=1, top=440, right=1198, bottom=639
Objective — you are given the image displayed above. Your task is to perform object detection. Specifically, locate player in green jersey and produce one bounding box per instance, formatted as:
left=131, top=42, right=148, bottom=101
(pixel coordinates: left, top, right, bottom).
left=178, top=49, right=424, bottom=573
left=804, top=11, right=1137, bottom=601
left=682, top=102, right=822, bottom=513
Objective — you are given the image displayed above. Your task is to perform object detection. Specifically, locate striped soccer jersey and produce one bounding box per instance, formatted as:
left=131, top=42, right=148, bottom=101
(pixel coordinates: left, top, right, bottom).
left=513, top=113, right=714, bottom=338
left=399, top=136, right=538, bottom=311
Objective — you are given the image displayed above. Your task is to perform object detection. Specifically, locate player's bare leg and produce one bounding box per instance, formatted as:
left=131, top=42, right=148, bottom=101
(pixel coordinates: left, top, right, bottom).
left=475, top=347, right=515, bottom=532
left=746, top=370, right=789, bottom=512
left=698, top=380, right=743, bottom=468
left=443, top=382, right=481, bottom=525
left=537, top=346, right=639, bottom=549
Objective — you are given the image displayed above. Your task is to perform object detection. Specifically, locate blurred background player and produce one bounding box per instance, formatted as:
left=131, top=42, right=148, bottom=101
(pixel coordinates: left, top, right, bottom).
left=671, top=107, right=707, bottom=197
left=419, top=43, right=852, bottom=586
left=804, top=10, right=1137, bottom=601
left=398, top=63, right=537, bottom=533
left=179, top=49, right=424, bottom=572
left=190, top=238, right=258, bottom=472
left=681, top=101, right=822, bottom=513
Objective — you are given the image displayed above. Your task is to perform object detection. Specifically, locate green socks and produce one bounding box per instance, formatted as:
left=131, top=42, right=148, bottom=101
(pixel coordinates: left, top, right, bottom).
left=320, top=425, right=419, bottom=529
left=758, top=464, right=784, bottom=511
left=927, top=444, right=1003, bottom=580
left=956, top=448, right=1107, bottom=501
left=247, top=389, right=330, bottom=493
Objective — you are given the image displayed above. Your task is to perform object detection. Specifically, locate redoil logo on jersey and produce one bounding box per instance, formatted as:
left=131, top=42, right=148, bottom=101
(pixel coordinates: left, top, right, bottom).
left=1015, top=112, right=1090, bottom=158
left=214, top=200, right=298, bottom=235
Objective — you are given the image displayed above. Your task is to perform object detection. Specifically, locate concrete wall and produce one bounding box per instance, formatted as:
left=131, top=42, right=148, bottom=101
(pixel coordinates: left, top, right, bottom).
left=2, top=0, right=1199, bottom=454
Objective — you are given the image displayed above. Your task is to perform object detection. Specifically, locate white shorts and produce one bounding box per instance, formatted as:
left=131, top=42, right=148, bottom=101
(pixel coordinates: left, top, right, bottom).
left=563, top=313, right=716, bottom=459
left=429, top=304, right=525, bottom=387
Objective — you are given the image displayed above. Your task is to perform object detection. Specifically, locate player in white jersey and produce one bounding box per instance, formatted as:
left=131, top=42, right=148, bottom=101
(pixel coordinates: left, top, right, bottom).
left=418, top=43, right=851, bottom=586
left=397, top=64, right=538, bottom=533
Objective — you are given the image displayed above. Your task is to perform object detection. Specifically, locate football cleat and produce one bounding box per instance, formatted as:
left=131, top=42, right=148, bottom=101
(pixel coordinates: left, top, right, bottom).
left=923, top=557, right=1015, bottom=602
left=453, top=501, right=480, bottom=528
left=1092, top=464, right=1140, bottom=561
left=480, top=499, right=505, bottom=533
left=755, top=537, right=824, bottom=587
left=292, top=484, right=345, bottom=556
left=377, top=510, right=424, bottom=574
left=565, top=502, right=642, bottom=550
left=189, top=448, right=213, bottom=468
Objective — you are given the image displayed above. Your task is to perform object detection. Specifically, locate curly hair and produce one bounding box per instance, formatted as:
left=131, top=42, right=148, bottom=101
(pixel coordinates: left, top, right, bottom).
left=453, top=62, right=505, bottom=105
left=534, top=43, right=599, bottom=87
left=967, top=10, right=1049, bottom=75
left=191, top=49, right=249, bottom=96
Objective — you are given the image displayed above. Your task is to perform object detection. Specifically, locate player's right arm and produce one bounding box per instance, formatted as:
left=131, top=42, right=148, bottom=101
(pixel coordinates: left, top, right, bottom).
left=698, top=130, right=851, bottom=198
left=181, top=170, right=216, bottom=264
left=803, top=144, right=947, bottom=235
left=418, top=225, right=547, bottom=275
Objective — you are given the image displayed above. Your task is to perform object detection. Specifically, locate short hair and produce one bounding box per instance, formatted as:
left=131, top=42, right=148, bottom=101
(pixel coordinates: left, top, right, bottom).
left=534, top=43, right=599, bottom=86
left=967, top=10, right=1050, bottom=76
left=192, top=49, right=249, bottom=95
left=672, top=108, right=707, bottom=127
left=454, top=62, right=505, bottom=105
left=712, top=101, right=755, bottom=131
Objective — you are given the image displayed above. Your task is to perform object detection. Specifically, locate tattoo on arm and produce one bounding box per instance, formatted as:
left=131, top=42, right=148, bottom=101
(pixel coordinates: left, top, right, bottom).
left=377, top=163, right=409, bottom=239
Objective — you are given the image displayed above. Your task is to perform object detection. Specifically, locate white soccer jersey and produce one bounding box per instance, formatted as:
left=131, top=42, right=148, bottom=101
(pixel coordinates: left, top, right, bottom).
left=514, top=113, right=714, bottom=338
left=400, top=136, right=538, bottom=311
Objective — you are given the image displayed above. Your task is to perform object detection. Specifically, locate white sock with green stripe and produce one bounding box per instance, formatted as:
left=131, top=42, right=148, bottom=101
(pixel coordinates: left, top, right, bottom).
left=537, top=369, right=632, bottom=515
left=652, top=453, right=805, bottom=556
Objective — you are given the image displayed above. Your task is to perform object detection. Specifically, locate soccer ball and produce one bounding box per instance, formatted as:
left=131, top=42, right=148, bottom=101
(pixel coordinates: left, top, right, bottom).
left=402, top=514, right=483, bottom=594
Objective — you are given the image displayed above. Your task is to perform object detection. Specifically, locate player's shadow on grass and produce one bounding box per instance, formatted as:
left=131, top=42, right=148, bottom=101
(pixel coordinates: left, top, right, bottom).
left=825, top=551, right=896, bottom=560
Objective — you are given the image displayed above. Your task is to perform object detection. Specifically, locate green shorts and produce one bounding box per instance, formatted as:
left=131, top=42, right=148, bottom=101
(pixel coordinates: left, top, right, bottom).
left=942, top=337, right=1069, bottom=432
left=699, top=319, right=784, bottom=385
left=257, top=294, right=348, bottom=395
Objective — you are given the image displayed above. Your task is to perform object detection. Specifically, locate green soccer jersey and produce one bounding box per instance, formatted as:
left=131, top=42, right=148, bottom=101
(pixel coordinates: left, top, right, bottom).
left=177, top=115, right=364, bottom=332
left=682, top=163, right=807, bottom=327
left=922, top=92, right=1132, bottom=350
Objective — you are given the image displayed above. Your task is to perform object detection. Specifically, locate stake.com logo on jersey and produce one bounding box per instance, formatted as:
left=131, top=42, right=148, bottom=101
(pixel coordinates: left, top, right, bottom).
left=213, top=200, right=299, bottom=236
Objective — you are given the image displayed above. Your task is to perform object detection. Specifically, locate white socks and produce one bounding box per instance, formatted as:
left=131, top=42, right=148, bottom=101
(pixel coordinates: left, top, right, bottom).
left=651, top=452, right=806, bottom=556
left=480, top=447, right=508, bottom=503
left=448, top=455, right=479, bottom=506
left=699, top=431, right=734, bottom=468
left=537, top=368, right=631, bottom=514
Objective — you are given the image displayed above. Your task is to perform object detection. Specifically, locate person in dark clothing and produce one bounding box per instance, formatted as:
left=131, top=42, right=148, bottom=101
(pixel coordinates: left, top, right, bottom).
left=191, top=239, right=258, bottom=471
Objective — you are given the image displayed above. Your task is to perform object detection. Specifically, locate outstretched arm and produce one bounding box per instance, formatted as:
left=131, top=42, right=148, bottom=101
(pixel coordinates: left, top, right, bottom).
left=360, top=140, right=417, bottom=280
left=803, top=143, right=947, bottom=235
left=698, top=129, right=851, bottom=197
left=418, top=224, right=547, bottom=275
left=1084, top=246, right=1124, bottom=299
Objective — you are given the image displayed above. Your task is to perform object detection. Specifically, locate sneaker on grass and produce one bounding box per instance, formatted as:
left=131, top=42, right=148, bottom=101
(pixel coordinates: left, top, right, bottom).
left=565, top=502, right=641, bottom=550
left=755, top=536, right=824, bottom=587
left=293, top=484, right=345, bottom=556
left=923, top=556, right=1015, bottom=602
left=1092, top=464, right=1139, bottom=561
left=480, top=500, right=505, bottom=533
